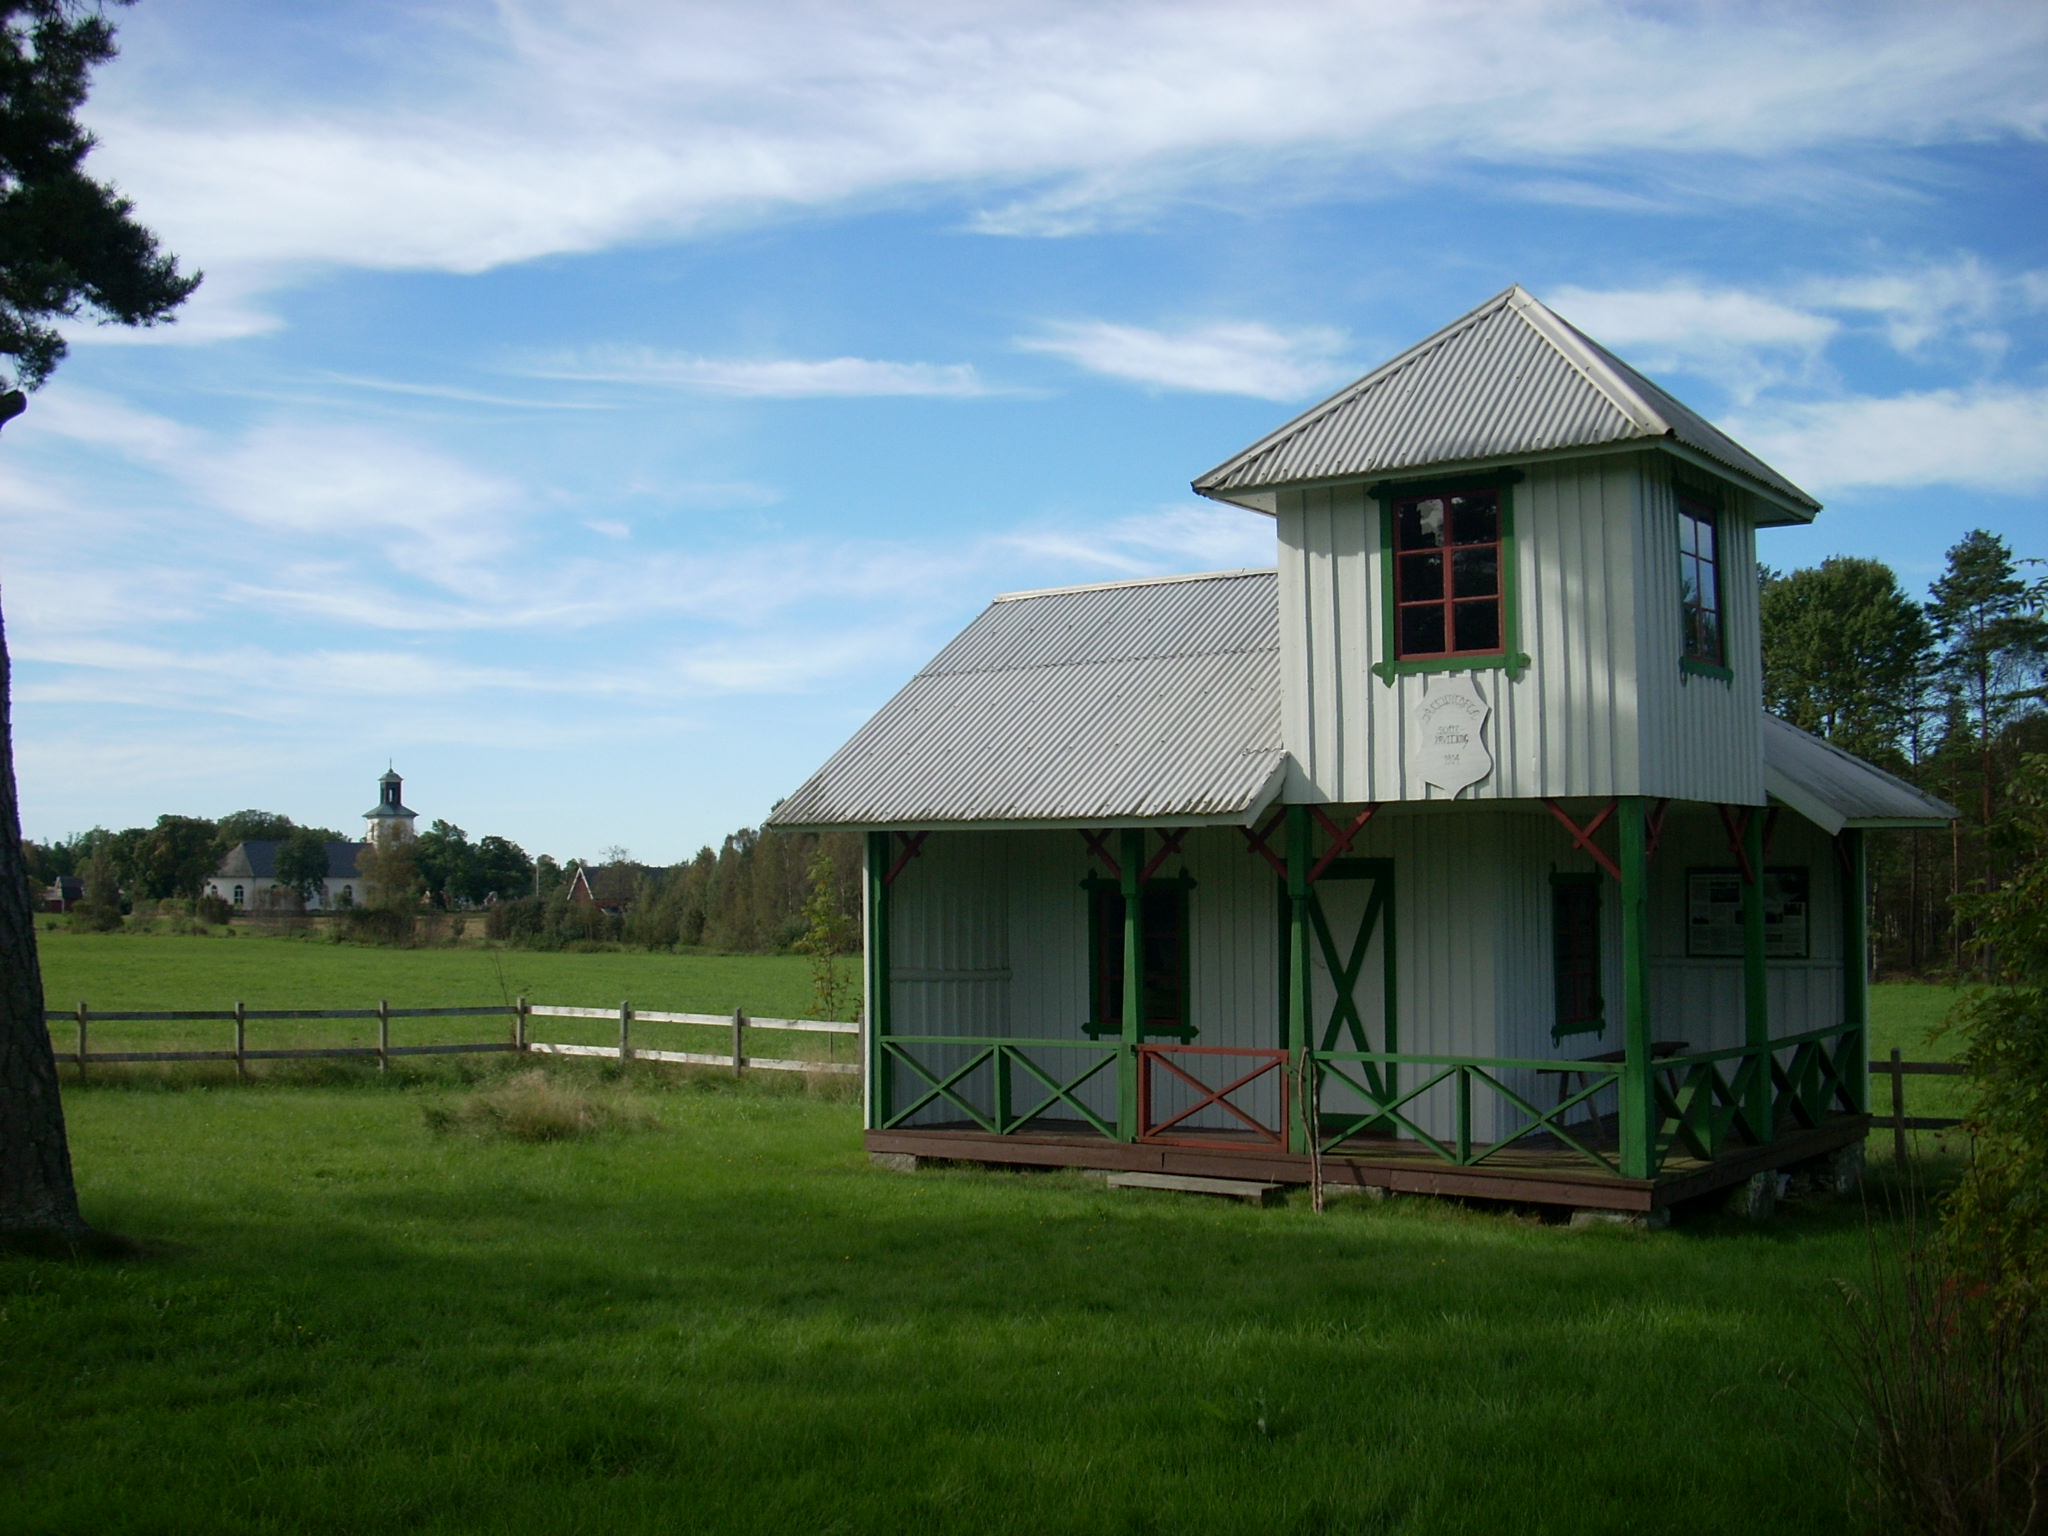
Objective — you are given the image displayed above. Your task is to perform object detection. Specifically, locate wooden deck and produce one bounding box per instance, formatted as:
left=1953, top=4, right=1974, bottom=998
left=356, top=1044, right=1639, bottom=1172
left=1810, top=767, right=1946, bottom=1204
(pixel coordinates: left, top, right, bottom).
left=865, top=1115, right=1869, bottom=1213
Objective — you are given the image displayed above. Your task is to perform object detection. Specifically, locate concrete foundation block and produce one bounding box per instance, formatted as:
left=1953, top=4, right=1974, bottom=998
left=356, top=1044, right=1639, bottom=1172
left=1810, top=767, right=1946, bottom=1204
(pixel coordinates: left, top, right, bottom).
left=868, top=1152, right=922, bottom=1173
left=1729, top=1171, right=1788, bottom=1219
left=1318, top=1183, right=1388, bottom=1201
left=1824, top=1141, right=1866, bottom=1196
left=1568, top=1207, right=1670, bottom=1231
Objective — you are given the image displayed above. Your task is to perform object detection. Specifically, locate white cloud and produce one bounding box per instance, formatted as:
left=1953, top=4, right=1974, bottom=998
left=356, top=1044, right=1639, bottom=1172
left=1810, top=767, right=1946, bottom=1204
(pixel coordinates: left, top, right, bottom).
left=1549, top=283, right=1837, bottom=400
left=1020, top=321, right=1351, bottom=400
left=1001, top=503, right=1274, bottom=576
left=531, top=348, right=989, bottom=398
left=1725, top=385, right=2048, bottom=494
left=81, top=1, right=2048, bottom=332
left=1796, top=257, right=2030, bottom=355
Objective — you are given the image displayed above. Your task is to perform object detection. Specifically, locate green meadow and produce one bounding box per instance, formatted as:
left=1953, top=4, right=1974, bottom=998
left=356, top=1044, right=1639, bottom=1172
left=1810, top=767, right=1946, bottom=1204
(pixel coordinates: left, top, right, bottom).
left=2, top=937, right=1972, bottom=1534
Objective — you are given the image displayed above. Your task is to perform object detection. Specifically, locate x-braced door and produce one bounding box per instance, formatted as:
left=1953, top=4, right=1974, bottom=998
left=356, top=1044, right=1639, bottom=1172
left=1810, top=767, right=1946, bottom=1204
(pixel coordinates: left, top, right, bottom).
left=1300, top=858, right=1396, bottom=1121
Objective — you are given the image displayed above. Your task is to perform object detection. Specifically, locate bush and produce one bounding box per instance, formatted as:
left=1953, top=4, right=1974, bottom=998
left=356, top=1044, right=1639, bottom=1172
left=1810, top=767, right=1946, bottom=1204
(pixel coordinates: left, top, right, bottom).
left=334, top=906, right=415, bottom=946
left=66, top=902, right=122, bottom=933
left=196, top=894, right=233, bottom=926
left=422, top=1070, right=652, bottom=1142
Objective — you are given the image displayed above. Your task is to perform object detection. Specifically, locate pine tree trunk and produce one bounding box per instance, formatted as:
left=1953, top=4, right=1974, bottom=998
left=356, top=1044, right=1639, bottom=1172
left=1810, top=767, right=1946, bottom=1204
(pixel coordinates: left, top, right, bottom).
left=0, top=595, right=86, bottom=1234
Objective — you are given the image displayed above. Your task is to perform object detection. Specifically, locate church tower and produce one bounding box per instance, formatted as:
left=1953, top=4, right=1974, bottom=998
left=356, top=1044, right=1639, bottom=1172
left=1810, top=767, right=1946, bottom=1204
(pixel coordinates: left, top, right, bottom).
left=363, top=766, right=418, bottom=845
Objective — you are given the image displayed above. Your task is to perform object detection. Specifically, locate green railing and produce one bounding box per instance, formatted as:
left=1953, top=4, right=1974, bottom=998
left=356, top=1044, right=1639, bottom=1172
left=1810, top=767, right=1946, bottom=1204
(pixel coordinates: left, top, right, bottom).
left=879, top=1037, right=1118, bottom=1137
left=1654, top=1024, right=1862, bottom=1165
left=1313, top=1051, right=1625, bottom=1174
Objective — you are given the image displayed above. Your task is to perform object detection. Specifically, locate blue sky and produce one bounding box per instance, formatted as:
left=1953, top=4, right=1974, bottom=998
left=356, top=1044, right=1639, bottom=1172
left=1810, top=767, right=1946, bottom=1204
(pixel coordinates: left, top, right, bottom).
left=3, top=0, right=2045, bottom=862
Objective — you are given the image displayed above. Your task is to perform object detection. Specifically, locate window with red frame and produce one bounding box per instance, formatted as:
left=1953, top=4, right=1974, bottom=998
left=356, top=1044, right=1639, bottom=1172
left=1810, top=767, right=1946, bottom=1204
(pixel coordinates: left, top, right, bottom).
left=1678, top=497, right=1723, bottom=665
left=1393, top=487, right=1503, bottom=659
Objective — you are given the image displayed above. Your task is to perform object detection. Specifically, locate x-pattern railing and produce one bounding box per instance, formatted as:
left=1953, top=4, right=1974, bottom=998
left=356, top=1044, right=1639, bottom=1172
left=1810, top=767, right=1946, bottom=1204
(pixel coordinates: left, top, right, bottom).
left=880, top=1037, right=1118, bottom=1137
left=1138, top=1045, right=1288, bottom=1148
left=1654, top=1025, right=1861, bottom=1161
left=1313, top=1052, right=1624, bottom=1174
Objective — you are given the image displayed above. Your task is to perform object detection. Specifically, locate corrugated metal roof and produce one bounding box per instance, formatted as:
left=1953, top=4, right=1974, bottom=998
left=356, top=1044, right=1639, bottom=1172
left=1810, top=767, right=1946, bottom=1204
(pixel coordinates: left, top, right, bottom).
left=767, top=570, right=1285, bottom=829
left=1193, top=285, right=1819, bottom=519
left=1762, top=715, right=1956, bottom=834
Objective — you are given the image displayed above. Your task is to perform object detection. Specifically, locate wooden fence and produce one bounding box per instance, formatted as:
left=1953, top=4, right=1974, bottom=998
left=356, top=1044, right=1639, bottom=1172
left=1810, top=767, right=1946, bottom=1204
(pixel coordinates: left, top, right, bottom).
left=47, top=999, right=860, bottom=1080
left=1869, top=1047, right=1966, bottom=1166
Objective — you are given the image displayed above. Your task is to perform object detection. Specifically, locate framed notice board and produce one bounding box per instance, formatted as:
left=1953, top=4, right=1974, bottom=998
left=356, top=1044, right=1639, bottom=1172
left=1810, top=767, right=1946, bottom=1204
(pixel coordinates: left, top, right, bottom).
left=1686, top=867, right=1811, bottom=960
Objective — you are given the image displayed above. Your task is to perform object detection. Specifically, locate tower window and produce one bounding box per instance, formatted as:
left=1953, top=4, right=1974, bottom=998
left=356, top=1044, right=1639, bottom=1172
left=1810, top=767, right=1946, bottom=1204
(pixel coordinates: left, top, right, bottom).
left=1678, top=497, right=1723, bottom=666
left=1392, top=488, right=1504, bottom=659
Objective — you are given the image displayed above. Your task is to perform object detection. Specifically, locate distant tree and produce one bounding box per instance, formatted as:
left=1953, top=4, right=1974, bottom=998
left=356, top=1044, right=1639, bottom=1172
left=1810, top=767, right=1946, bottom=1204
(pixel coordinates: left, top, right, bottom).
left=273, top=827, right=332, bottom=906
left=356, top=836, right=421, bottom=913
left=214, top=809, right=296, bottom=846
left=135, top=814, right=218, bottom=900
left=1761, top=557, right=1932, bottom=766
left=470, top=835, right=532, bottom=904
left=1929, top=530, right=2048, bottom=830
left=792, top=849, right=858, bottom=1021
left=0, top=0, right=201, bottom=1236
left=412, top=819, right=475, bottom=908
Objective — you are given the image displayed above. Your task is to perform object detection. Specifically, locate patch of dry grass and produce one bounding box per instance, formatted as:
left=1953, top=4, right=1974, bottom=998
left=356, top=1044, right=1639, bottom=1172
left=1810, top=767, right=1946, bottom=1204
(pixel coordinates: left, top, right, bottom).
left=424, top=1068, right=656, bottom=1142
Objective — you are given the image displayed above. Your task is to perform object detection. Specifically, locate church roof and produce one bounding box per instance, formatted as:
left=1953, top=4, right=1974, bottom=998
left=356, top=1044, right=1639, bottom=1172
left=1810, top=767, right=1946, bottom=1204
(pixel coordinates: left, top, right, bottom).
left=1192, top=285, right=1819, bottom=522
left=215, top=841, right=369, bottom=880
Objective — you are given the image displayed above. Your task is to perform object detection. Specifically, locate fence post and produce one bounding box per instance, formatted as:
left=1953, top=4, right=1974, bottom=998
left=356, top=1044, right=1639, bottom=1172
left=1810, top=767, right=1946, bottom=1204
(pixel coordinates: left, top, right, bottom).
left=732, top=1006, right=745, bottom=1077
left=75, top=1001, right=88, bottom=1082
left=619, top=1000, right=631, bottom=1064
left=1890, top=1046, right=1908, bottom=1169
left=515, top=996, right=527, bottom=1053
left=378, top=999, right=390, bottom=1073
left=234, top=1001, right=247, bottom=1081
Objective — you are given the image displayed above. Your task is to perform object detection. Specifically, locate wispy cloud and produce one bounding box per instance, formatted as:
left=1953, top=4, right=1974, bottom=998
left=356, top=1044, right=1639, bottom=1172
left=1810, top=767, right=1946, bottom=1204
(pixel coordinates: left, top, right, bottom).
left=530, top=347, right=991, bottom=398
left=1000, top=503, right=1274, bottom=576
left=1726, top=385, right=2048, bottom=495
left=1550, top=283, right=1837, bottom=400
left=80, top=1, right=2048, bottom=335
left=1020, top=321, right=1351, bottom=400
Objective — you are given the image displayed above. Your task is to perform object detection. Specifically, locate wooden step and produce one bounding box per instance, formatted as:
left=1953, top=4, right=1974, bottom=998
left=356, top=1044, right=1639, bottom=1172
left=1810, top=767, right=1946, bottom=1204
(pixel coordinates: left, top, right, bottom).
left=1107, top=1171, right=1283, bottom=1205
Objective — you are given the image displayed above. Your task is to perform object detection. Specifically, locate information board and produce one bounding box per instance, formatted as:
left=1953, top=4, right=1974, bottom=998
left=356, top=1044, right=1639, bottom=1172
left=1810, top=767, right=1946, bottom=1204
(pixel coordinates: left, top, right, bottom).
left=1685, top=867, right=1810, bottom=959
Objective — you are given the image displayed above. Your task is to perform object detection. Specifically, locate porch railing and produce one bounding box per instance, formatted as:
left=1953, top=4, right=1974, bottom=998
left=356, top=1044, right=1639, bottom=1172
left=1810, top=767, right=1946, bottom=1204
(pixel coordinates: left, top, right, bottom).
left=878, top=1037, right=1118, bottom=1137
left=1313, top=1051, right=1625, bottom=1174
left=1653, top=1024, right=1862, bottom=1165
left=1137, top=1044, right=1288, bottom=1148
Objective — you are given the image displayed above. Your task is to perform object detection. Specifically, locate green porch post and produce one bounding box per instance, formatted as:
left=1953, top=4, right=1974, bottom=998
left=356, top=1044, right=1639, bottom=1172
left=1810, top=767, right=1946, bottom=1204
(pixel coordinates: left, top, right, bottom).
left=1286, top=805, right=1312, bottom=1155
left=1842, top=828, right=1869, bottom=1114
left=1618, top=796, right=1656, bottom=1179
left=864, top=830, right=891, bottom=1131
left=1743, top=809, right=1772, bottom=1143
left=1118, top=827, right=1145, bottom=1141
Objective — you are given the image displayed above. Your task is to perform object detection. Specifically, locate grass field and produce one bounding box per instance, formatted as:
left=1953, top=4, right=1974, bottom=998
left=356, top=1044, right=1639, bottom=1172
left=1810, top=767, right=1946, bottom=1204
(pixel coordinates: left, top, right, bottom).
left=7, top=1058, right=1920, bottom=1536
left=3, top=943, right=1979, bottom=1533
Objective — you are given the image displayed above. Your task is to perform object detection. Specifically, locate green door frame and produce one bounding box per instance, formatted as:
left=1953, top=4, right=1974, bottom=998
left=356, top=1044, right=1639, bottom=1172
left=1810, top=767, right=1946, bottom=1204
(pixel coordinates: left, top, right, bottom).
left=864, top=828, right=891, bottom=1130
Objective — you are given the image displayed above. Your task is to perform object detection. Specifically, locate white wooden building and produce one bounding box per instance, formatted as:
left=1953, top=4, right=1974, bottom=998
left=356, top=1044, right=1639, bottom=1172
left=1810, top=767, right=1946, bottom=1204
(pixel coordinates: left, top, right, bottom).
left=768, top=287, right=1953, bottom=1215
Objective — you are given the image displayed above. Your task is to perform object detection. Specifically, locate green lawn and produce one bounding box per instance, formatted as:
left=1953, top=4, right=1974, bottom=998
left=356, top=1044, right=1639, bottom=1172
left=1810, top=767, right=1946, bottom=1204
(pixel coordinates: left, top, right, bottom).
left=6, top=1058, right=1900, bottom=1536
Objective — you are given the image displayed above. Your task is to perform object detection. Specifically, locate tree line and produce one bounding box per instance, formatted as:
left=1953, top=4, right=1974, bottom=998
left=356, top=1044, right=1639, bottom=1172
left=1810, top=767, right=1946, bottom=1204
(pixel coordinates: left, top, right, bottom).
left=1760, top=527, right=2046, bottom=977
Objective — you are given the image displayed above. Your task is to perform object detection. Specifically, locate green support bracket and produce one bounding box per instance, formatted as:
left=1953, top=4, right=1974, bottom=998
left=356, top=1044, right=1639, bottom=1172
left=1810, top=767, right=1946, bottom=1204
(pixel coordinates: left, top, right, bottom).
left=1742, top=810, right=1772, bottom=1143
left=864, top=829, right=891, bottom=1131
left=1118, top=827, right=1145, bottom=1142
left=1617, top=797, right=1655, bottom=1179
left=1842, top=829, right=1869, bottom=1114
left=1286, top=806, right=1312, bottom=1155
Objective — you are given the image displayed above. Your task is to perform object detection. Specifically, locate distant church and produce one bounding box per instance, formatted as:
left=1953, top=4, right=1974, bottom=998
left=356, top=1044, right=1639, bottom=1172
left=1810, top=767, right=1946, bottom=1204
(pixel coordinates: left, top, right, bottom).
left=205, top=768, right=418, bottom=911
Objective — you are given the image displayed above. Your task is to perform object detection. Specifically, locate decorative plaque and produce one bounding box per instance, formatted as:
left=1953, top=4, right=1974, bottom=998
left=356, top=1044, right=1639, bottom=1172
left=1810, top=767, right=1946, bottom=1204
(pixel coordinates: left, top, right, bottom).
left=1408, top=678, right=1493, bottom=795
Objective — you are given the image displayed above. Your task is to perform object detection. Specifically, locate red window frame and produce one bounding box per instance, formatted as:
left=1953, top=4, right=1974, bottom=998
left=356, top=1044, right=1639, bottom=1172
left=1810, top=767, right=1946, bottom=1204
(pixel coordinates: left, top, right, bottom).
left=1391, top=486, right=1505, bottom=660
left=1677, top=496, right=1723, bottom=666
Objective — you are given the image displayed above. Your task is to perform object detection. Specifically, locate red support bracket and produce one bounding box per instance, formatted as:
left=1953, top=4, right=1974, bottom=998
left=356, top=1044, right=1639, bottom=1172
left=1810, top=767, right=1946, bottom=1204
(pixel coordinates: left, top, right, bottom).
left=1239, top=810, right=1287, bottom=877
left=883, top=831, right=928, bottom=887
left=1306, top=804, right=1380, bottom=884
left=1716, top=804, right=1755, bottom=884
left=1080, top=829, right=1121, bottom=880
left=1543, top=798, right=1622, bottom=883
left=1139, top=828, right=1189, bottom=885
left=1645, top=798, right=1673, bottom=863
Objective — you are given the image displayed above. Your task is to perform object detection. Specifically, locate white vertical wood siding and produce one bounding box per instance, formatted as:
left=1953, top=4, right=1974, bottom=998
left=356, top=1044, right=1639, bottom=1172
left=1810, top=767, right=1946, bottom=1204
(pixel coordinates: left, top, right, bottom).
left=1277, top=451, right=1767, bottom=805
left=884, top=832, right=1011, bottom=1126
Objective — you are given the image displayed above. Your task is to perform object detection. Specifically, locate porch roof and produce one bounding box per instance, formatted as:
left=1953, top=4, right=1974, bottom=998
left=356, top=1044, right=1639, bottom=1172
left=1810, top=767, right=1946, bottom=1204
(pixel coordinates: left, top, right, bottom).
left=1763, top=714, right=1957, bottom=834
left=766, top=569, right=1286, bottom=830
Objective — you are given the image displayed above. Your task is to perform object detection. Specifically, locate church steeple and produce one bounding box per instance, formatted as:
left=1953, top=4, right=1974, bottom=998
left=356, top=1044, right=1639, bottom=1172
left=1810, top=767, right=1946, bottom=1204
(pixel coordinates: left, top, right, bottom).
left=362, top=765, right=418, bottom=844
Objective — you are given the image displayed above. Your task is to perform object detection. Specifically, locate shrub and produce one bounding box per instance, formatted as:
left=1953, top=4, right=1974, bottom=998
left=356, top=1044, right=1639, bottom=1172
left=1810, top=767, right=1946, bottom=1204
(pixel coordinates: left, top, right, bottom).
left=335, top=905, right=415, bottom=946
left=196, top=894, right=233, bottom=926
left=422, top=1070, right=652, bottom=1142
left=66, top=901, right=122, bottom=933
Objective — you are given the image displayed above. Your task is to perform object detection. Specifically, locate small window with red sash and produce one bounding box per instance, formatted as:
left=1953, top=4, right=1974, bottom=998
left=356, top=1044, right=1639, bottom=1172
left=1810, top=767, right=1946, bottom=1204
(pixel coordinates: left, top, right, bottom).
left=1392, top=487, right=1503, bottom=659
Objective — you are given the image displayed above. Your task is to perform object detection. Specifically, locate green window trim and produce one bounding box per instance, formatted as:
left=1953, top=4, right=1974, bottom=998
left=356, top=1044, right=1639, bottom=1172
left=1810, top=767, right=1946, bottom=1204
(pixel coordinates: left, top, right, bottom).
left=1080, top=873, right=1197, bottom=1042
left=1679, top=656, right=1734, bottom=684
left=1368, top=470, right=1530, bottom=684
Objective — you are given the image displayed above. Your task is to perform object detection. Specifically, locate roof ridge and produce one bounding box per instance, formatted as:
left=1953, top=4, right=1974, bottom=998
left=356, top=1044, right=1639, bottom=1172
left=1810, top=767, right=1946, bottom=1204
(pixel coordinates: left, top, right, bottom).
left=1191, top=288, right=1521, bottom=492
left=992, top=566, right=1275, bottom=602
left=1501, top=287, right=1668, bottom=438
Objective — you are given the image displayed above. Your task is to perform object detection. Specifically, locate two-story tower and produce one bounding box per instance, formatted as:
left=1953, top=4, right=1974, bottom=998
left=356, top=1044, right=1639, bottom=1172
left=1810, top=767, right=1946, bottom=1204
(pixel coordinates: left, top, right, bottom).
left=363, top=767, right=418, bottom=846
left=768, top=286, right=1954, bottom=1218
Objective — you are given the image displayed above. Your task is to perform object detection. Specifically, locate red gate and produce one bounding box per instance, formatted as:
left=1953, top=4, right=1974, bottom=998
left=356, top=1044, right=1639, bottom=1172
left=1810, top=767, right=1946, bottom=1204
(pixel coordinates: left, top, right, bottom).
left=1137, top=1044, right=1289, bottom=1149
